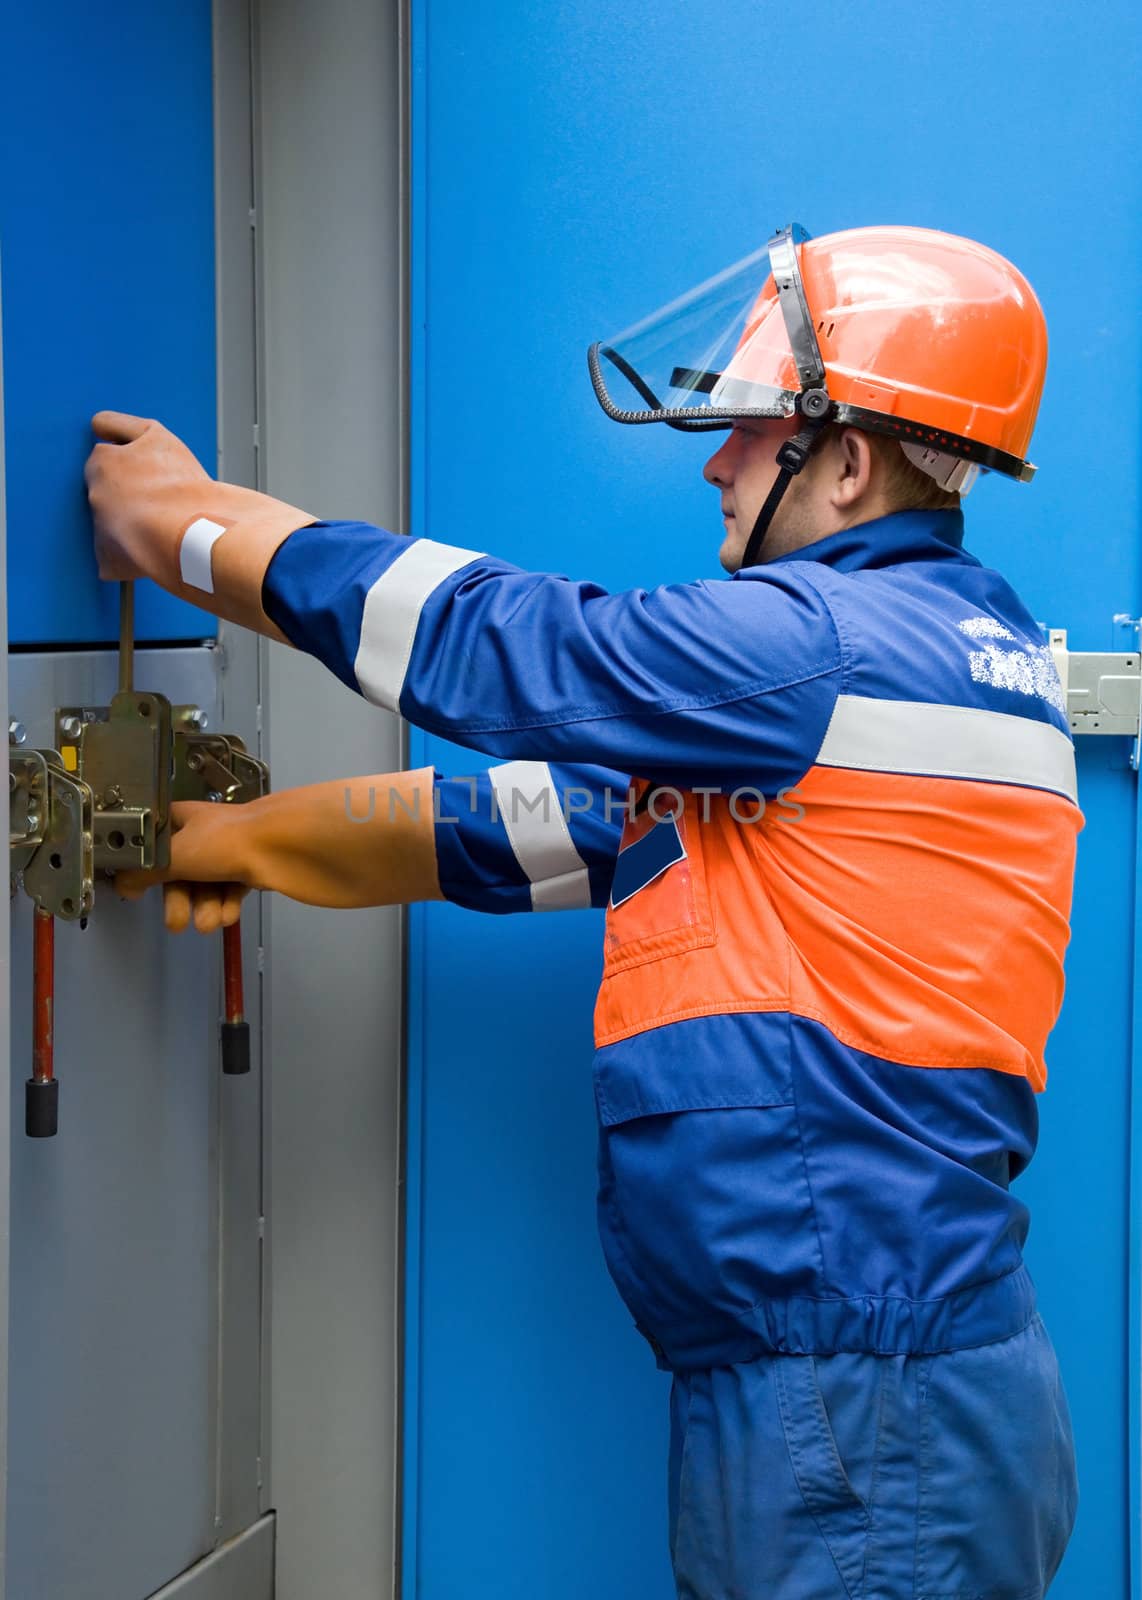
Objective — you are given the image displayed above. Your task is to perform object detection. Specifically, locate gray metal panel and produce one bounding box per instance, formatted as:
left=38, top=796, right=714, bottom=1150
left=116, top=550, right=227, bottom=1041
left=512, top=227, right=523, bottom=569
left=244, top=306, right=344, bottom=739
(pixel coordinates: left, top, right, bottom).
left=145, top=1515, right=274, bottom=1600
left=0, top=258, right=11, bottom=1600
left=254, top=0, right=406, bottom=1594
left=213, top=0, right=268, bottom=1544
left=6, top=647, right=223, bottom=1600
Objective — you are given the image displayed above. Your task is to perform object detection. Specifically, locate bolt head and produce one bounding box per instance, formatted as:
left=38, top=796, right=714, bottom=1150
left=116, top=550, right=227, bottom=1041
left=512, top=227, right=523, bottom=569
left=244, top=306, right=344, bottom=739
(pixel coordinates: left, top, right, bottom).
left=184, top=709, right=209, bottom=731
left=60, top=716, right=83, bottom=739
left=8, top=721, right=26, bottom=746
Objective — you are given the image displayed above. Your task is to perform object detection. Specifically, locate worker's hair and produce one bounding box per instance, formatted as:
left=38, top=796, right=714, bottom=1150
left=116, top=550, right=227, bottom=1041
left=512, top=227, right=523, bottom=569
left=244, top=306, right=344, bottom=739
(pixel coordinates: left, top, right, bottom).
left=815, top=422, right=961, bottom=513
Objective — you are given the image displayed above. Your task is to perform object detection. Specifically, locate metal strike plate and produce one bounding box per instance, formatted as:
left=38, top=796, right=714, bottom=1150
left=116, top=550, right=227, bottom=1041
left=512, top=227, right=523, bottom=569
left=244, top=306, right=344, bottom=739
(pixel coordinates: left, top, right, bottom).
left=10, top=749, right=95, bottom=919
left=1047, top=628, right=1140, bottom=738
left=55, top=689, right=173, bottom=874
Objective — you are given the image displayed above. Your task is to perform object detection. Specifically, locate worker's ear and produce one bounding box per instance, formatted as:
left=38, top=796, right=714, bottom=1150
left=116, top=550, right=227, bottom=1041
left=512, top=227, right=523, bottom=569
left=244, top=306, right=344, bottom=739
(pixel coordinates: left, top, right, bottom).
left=831, top=427, right=874, bottom=511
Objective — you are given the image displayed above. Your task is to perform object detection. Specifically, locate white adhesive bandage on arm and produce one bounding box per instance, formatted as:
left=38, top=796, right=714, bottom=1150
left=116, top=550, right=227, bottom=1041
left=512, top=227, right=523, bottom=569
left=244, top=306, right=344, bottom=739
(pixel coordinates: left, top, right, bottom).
left=179, top=516, right=228, bottom=593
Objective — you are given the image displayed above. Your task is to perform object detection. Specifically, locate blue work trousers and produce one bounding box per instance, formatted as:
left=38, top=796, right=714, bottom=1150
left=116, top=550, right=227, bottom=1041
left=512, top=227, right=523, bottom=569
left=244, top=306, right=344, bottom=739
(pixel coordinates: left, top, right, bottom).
left=667, top=1313, right=1078, bottom=1599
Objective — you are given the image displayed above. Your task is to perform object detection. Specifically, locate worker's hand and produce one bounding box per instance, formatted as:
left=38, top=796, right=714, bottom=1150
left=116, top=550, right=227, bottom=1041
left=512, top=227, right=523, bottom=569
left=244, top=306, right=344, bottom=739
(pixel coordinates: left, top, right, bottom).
left=115, top=799, right=256, bottom=934
left=116, top=770, right=443, bottom=931
left=85, top=412, right=212, bottom=583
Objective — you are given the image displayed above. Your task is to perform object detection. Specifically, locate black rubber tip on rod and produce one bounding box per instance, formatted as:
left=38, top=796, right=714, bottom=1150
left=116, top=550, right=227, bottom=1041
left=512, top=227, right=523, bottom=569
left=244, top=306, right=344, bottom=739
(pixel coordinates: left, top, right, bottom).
left=221, top=1020, right=251, bottom=1076
left=26, top=1077, right=59, bottom=1138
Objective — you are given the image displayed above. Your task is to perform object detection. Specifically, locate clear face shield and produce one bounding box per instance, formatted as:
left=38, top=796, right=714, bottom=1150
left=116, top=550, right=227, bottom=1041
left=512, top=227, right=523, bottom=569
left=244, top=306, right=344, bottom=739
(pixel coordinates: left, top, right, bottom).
left=589, top=223, right=998, bottom=504
left=588, top=230, right=819, bottom=433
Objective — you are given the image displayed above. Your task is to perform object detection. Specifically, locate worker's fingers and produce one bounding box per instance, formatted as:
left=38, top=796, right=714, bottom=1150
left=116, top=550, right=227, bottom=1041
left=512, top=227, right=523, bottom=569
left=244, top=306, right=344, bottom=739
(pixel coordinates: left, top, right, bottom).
left=162, top=881, right=194, bottom=934
left=90, top=410, right=155, bottom=445
left=125, top=878, right=249, bottom=934
left=150, top=881, right=249, bottom=935
left=189, top=882, right=250, bottom=934
left=219, top=883, right=248, bottom=925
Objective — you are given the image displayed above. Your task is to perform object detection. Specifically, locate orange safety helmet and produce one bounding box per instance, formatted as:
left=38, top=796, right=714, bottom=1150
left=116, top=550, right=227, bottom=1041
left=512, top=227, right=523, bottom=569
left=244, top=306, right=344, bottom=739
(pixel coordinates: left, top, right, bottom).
left=589, top=222, right=1048, bottom=564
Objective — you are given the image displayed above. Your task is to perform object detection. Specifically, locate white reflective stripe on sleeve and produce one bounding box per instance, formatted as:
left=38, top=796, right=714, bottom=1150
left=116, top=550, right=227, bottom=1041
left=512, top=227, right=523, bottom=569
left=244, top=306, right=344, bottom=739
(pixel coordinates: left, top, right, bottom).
left=179, top=516, right=227, bottom=593
left=354, top=538, right=485, bottom=711
left=816, top=695, right=1078, bottom=804
left=531, top=870, right=594, bottom=912
left=488, top=760, right=592, bottom=911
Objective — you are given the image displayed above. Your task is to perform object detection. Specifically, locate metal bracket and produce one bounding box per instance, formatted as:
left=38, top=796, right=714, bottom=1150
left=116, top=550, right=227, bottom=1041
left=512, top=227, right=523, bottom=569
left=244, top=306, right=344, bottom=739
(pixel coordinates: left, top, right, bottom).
left=56, top=691, right=174, bottom=875
left=171, top=708, right=269, bottom=805
left=9, top=746, right=95, bottom=920
left=18, top=696, right=271, bottom=915
left=1047, top=622, right=1142, bottom=769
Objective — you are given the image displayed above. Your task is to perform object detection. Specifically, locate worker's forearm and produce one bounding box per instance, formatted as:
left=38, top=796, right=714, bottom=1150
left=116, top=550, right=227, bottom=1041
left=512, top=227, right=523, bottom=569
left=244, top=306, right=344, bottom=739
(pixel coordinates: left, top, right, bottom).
left=244, top=767, right=444, bottom=908
left=153, top=481, right=315, bottom=645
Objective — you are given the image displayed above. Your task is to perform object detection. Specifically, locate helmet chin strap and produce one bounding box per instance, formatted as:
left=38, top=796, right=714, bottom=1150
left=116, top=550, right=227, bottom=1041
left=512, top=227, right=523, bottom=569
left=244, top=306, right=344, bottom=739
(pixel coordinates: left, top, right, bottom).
left=739, top=413, right=830, bottom=570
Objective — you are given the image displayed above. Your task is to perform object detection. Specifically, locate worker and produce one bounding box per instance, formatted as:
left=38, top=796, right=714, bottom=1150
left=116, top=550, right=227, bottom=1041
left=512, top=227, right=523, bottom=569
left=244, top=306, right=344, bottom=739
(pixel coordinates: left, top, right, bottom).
left=89, top=223, right=1082, bottom=1600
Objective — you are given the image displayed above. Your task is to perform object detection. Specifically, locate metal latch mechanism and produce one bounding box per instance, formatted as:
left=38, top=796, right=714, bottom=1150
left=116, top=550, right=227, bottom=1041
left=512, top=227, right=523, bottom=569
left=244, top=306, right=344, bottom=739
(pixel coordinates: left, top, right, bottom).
left=1047, top=626, right=1141, bottom=743
left=1044, top=614, right=1142, bottom=773
left=10, top=583, right=269, bottom=1138
left=9, top=733, right=95, bottom=922
left=9, top=722, right=96, bottom=1142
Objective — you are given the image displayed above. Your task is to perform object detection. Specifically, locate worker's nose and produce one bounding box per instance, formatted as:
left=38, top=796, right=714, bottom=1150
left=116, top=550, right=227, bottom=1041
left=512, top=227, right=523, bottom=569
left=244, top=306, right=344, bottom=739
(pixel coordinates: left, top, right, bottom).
left=703, top=433, right=736, bottom=488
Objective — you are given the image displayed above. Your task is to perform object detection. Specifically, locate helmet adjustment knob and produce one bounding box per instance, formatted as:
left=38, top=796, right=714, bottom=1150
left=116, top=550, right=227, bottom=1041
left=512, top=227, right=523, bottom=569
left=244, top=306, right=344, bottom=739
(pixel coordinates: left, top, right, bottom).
left=799, top=388, right=830, bottom=419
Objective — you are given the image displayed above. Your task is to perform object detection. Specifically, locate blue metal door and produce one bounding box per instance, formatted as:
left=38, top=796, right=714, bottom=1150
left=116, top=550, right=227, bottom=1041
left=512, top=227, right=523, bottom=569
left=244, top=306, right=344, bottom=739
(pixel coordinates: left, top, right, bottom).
left=2, top=7, right=231, bottom=1597
left=406, top=5, right=1142, bottom=1594
left=1, top=2, right=218, bottom=647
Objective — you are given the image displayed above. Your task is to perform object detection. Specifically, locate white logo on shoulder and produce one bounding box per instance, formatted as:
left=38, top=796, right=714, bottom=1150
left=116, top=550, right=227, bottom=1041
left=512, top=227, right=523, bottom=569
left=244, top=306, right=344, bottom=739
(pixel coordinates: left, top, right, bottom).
left=956, top=615, right=1065, bottom=714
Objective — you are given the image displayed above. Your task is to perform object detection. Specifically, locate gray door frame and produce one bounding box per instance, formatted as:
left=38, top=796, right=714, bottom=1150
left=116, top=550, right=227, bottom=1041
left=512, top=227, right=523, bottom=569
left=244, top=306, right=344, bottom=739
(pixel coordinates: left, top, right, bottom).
left=220, top=1, right=410, bottom=1594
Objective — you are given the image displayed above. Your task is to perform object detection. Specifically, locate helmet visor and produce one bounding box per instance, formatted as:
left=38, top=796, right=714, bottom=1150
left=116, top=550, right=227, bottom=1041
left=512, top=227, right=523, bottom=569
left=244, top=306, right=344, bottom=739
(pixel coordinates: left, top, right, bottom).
left=588, top=242, right=800, bottom=431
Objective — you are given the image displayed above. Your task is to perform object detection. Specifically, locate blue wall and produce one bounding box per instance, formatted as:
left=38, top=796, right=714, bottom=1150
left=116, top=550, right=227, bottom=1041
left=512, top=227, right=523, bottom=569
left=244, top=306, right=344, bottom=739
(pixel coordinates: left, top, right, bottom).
left=407, top=4, right=1142, bottom=1595
left=1, top=3, right=218, bottom=647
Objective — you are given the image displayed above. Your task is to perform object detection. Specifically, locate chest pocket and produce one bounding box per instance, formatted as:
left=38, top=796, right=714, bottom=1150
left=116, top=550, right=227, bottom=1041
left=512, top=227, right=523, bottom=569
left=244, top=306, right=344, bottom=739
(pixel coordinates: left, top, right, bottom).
left=602, top=782, right=716, bottom=974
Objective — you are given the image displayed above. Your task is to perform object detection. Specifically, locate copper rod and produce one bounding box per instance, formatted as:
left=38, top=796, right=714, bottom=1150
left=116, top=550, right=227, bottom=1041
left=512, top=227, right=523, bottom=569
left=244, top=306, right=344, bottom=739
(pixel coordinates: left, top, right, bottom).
left=223, top=917, right=245, bottom=1025
left=32, top=906, right=54, bottom=1085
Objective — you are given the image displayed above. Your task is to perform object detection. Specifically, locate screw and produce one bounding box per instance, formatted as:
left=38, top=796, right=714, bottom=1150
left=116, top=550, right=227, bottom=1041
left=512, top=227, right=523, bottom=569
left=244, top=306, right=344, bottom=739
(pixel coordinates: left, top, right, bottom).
left=102, top=785, right=122, bottom=807
left=206, top=790, right=223, bottom=803
left=26, top=813, right=40, bottom=832
left=8, top=721, right=26, bottom=746
left=60, top=716, right=83, bottom=739
left=183, top=709, right=209, bottom=731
